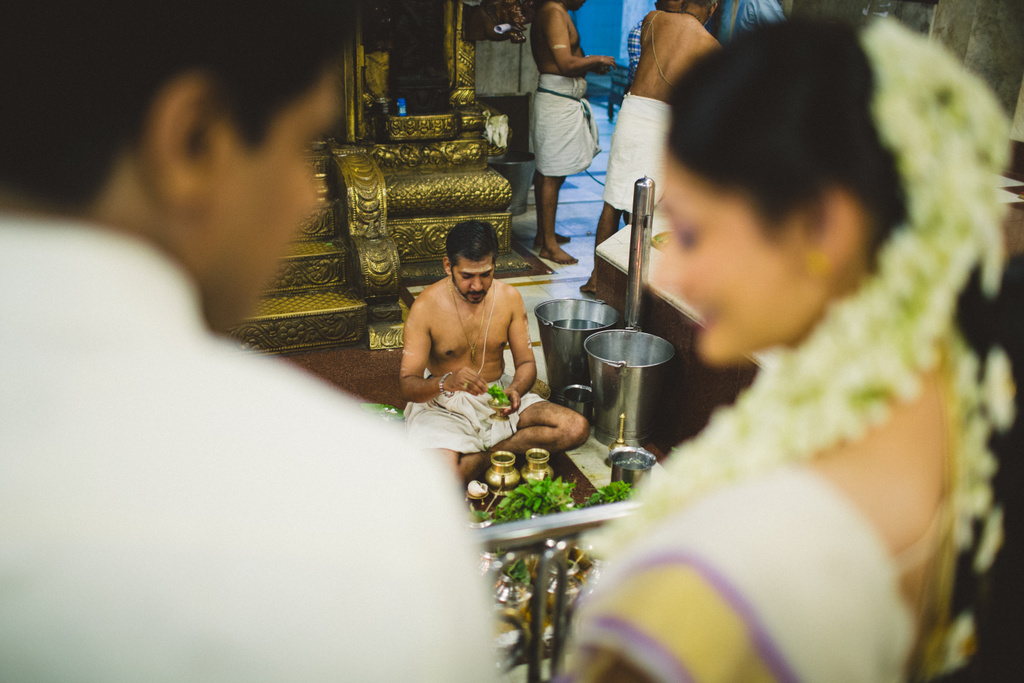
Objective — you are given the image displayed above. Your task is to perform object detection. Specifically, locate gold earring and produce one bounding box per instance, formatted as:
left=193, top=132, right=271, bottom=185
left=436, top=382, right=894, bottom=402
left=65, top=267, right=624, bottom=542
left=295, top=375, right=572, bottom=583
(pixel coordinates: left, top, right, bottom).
left=806, top=250, right=832, bottom=277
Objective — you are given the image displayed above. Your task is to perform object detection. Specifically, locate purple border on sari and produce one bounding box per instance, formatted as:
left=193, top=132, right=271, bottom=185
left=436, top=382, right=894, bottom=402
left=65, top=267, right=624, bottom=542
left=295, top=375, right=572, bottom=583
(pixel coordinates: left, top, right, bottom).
left=622, top=550, right=801, bottom=683
left=589, top=616, right=697, bottom=682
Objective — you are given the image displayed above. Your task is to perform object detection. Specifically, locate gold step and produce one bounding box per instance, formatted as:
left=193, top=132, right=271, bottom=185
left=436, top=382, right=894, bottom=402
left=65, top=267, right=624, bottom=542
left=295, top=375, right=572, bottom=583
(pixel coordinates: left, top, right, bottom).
left=267, top=240, right=349, bottom=294
left=232, top=288, right=366, bottom=354
left=389, top=211, right=511, bottom=263
left=386, top=168, right=511, bottom=217
left=371, top=139, right=488, bottom=175
left=294, top=197, right=337, bottom=243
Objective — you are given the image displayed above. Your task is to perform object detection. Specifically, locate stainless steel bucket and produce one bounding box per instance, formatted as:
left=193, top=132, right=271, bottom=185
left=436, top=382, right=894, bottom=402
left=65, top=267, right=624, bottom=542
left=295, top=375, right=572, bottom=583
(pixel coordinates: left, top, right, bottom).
left=585, top=330, right=674, bottom=446
left=535, top=299, right=619, bottom=405
left=488, top=152, right=536, bottom=216
left=561, top=384, right=593, bottom=423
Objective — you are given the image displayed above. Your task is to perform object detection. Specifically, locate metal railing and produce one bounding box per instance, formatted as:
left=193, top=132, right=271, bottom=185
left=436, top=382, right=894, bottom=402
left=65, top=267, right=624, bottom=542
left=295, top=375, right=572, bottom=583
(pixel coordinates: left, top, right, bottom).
left=472, top=501, right=640, bottom=682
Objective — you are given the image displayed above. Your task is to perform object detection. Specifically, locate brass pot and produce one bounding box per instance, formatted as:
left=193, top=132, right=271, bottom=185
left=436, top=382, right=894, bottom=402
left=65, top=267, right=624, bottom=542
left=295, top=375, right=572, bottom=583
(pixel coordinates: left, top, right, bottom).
left=489, top=396, right=511, bottom=422
left=484, top=450, right=521, bottom=494
left=522, top=448, right=554, bottom=483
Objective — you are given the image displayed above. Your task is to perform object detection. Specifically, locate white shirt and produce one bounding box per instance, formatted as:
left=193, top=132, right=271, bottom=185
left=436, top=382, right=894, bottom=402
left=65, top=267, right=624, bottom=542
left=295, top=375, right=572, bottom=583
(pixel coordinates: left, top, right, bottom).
left=0, top=216, right=496, bottom=682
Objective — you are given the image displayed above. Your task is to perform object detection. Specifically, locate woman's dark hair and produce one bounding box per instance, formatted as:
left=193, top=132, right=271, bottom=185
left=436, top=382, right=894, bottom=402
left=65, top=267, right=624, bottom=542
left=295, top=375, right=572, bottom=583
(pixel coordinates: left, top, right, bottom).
left=669, top=19, right=1023, bottom=677
left=0, top=1, right=350, bottom=208
left=667, top=19, right=905, bottom=254
left=446, top=220, right=500, bottom=266
left=951, top=257, right=1024, bottom=681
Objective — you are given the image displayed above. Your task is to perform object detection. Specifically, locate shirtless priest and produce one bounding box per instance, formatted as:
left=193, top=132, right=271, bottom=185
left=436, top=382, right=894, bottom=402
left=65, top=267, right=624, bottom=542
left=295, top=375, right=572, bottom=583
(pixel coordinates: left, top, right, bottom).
left=401, top=220, right=590, bottom=482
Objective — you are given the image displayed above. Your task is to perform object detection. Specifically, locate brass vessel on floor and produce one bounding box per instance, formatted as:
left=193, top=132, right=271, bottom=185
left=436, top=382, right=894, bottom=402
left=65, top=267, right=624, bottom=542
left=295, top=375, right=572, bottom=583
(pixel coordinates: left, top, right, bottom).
left=522, top=448, right=554, bottom=483
left=484, top=451, right=521, bottom=495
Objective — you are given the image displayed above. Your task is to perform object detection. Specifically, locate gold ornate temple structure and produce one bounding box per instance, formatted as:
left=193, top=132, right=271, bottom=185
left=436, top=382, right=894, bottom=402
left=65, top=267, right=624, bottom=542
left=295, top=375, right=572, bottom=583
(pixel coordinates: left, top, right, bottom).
left=231, top=0, right=513, bottom=354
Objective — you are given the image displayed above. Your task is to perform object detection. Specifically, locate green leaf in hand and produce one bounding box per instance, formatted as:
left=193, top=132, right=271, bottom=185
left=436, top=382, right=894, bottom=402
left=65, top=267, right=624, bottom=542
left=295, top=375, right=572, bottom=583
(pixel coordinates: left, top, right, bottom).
left=487, top=384, right=510, bottom=405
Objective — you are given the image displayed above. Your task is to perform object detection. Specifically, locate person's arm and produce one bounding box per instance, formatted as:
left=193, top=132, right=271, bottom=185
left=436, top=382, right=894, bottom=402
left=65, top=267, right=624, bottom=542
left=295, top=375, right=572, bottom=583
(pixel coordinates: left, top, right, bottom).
left=399, top=304, right=450, bottom=404
left=539, top=6, right=615, bottom=77
left=568, top=562, right=788, bottom=683
left=502, top=292, right=537, bottom=413
left=399, top=299, right=488, bottom=403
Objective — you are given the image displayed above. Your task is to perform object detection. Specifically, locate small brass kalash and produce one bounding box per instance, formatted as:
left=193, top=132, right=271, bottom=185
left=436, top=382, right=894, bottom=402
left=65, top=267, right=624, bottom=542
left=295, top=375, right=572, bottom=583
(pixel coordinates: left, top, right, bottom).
left=521, top=448, right=554, bottom=483
left=489, top=396, right=510, bottom=422
left=483, top=451, right=520, bottom=494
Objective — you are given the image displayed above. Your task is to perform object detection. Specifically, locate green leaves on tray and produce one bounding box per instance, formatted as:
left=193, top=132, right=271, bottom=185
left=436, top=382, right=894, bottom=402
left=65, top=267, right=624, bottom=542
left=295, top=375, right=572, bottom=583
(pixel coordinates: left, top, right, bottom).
left=492, top=477, right=576, bottom=524
left=584, top=481, right=632, bottom=507
left=360, top=403, right=404, bottom=422
left=481, top=477, right=633, bottom=526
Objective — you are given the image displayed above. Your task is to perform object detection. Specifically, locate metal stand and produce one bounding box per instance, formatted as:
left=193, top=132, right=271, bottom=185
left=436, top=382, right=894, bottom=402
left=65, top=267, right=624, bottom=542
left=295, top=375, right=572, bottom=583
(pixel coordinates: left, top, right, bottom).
left=625, top=177, right=655, bottom=331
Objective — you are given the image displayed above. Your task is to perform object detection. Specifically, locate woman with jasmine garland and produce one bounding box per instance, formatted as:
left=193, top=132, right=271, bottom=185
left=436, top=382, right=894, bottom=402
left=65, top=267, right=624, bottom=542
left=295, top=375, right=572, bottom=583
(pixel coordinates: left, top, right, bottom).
left=561, top=19, right=1023, bottom=683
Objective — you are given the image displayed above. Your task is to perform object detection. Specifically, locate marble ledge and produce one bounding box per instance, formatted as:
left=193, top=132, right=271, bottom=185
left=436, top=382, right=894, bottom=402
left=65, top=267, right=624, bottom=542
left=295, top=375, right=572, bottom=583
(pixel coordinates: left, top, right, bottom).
left=595, top=212, right=702, bottom=323
left=594, top=213, right=779, bottom=372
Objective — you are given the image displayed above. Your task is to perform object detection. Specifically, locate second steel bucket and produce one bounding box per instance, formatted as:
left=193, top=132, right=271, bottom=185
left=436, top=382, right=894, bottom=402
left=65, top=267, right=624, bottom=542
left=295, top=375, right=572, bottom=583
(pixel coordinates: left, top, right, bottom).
left=535, top=298, right=618, bottom=405
left=585, top=330, right=674, bottom=446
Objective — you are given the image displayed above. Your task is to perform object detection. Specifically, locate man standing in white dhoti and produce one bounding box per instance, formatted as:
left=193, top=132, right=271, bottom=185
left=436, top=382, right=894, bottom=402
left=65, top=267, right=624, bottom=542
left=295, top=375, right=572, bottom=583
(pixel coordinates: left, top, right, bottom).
left=581, top=0, right=719, bottom=293
left=529, top=0, right=617, bottom=265
left=401, top=220, right=590, bottom=482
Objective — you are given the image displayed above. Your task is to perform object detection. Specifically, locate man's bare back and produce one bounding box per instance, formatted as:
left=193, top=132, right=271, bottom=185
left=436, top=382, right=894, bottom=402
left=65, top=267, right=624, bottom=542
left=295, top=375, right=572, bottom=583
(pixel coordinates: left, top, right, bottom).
left=631, top=10, right=720, bottom=103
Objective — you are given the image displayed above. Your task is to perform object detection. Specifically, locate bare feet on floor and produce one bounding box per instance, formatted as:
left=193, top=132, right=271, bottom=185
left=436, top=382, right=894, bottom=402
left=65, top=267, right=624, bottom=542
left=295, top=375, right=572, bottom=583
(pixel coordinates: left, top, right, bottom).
left=533, top=232, right=571, bottom=247
left=580, top=275, right=597, bottom=293
left=539, top=244, right=579, bottom=265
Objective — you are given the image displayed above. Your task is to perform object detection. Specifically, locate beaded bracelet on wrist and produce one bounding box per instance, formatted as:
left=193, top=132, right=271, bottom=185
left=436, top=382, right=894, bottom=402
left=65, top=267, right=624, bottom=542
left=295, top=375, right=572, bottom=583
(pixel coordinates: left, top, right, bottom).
left=439, top=371, right=455, bottom=398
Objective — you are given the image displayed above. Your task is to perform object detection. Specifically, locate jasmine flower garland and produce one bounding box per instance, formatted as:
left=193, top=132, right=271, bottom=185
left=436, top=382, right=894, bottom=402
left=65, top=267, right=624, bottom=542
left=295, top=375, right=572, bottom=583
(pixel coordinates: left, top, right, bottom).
left=588, top=19, right=1014, bottom=673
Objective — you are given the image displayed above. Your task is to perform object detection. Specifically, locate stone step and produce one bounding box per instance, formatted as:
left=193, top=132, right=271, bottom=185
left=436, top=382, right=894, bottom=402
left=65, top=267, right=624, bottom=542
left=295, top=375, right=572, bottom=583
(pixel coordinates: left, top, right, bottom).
left=231, top=287, right=367, bottom=354
left=267, top=240, right=349, bottom=294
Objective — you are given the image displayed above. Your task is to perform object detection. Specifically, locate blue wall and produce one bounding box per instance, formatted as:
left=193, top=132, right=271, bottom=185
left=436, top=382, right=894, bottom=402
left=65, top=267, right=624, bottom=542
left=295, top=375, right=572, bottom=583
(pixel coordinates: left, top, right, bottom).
left=618, top=0, right=652, bottom=63
left=572, top=0, right=627, bottom=65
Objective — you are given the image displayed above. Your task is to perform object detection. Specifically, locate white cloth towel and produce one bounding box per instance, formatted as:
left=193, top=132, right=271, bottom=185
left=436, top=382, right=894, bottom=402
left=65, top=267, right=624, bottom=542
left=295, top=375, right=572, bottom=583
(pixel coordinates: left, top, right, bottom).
left=485, top=113, right=510, bottom=149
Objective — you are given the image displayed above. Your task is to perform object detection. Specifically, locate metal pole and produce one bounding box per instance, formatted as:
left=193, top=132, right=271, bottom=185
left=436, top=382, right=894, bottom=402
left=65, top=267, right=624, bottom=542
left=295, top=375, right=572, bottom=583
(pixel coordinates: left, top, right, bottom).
left=625, top=177, right=655, bottom=331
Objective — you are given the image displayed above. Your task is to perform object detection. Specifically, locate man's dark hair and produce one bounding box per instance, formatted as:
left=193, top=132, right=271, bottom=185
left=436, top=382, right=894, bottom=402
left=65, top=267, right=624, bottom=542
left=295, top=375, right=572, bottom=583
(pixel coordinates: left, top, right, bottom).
left=446, top=220, right=499, bottom=266
left=0, top=1, right=350, bottom=208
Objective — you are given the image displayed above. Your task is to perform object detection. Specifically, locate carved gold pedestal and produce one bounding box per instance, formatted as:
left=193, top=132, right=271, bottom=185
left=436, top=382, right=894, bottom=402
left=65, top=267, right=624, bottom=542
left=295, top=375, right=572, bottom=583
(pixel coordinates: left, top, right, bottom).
left=234, top=0, right=513, bottom=355
left=230, top=145, right=376, bottom=354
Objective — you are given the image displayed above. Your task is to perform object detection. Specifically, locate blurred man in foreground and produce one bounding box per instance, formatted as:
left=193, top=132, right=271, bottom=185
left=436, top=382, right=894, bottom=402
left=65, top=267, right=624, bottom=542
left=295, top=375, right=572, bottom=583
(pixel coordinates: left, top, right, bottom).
left=0, top=3, right=494, bottom=680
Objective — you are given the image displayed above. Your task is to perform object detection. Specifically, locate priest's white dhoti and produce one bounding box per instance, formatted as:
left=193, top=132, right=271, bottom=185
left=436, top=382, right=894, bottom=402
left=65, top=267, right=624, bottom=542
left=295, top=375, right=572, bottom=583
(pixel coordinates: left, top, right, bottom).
left=603, top=94, right=671, bottom=211
left=531, top=74, right=601, bottom=177
left=405, top=374, right=545, bottom=453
